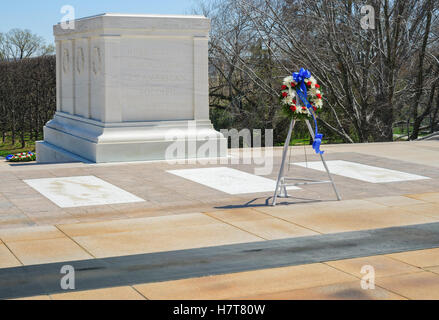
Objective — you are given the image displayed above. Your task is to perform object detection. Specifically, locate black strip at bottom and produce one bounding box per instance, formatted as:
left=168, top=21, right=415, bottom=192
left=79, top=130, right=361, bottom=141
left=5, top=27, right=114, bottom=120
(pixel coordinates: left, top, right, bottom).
left=2, top=222, right=439, bottom=299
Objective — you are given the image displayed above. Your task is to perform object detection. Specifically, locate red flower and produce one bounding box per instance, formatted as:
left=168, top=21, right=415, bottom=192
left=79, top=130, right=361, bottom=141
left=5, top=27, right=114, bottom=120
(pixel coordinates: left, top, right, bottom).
left=282, top=92, right=288, bottom=97
left=313, top=106, right=317, bottom=111
left=316, top=93, right=322, bottom=99
left=302, top=107, right=306, bottom=110
left=292, top=99, right=296, bottom=104
left=281, top=85, right=287, bottom=90
left=291, top=82, right=296, bottom=87
left=290, top=105, right=297, bottom=112
left=315, top=84, right=320, bottom=89
left=307, top=81, right=312, bottom=86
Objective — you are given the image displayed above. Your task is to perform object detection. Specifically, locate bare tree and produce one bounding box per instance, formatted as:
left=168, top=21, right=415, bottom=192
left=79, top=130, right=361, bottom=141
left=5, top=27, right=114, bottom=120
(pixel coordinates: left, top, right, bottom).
left=408, top=0, right=439, bottom=139
left=2, top=29, right=54, bottom=61
left=0, top=29, right=55, bottom=148
left=0, top=33, right=5, bottom=61
left=199, top=0, right=439, bottom=143
left=0, top=56, right=56, bottom=148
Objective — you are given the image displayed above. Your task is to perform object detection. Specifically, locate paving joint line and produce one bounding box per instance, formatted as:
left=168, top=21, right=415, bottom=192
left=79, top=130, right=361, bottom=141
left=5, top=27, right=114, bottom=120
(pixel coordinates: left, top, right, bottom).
left=384, top=251, right=433, bottom=269
left=321, top=261, right=413, bottom=300
left=130, top=285, right=149, bottom=300
left=252, top=207, right=323, bottom=235
left=201, top=212, right=268, bottom=241
left=54, top=225, right=97, bottom=259
left=425, top=268, right=439, bottom=275
left=0, top=240, right=24, bottom=267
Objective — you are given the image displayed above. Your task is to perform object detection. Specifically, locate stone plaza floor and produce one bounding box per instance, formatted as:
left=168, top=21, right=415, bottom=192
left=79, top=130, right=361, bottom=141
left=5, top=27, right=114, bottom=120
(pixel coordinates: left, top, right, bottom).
left=1, top=140, right=439, bottom=299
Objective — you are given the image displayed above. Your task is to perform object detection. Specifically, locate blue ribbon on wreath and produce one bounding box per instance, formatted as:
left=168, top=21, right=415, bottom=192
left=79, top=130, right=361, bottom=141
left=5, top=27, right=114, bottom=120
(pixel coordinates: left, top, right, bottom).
left=293, top=68, right=324, bottom=155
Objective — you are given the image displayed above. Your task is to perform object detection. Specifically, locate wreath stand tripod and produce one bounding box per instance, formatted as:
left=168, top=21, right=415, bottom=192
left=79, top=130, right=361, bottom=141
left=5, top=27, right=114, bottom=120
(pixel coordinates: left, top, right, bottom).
left=272, top=118, right=341, bottom=206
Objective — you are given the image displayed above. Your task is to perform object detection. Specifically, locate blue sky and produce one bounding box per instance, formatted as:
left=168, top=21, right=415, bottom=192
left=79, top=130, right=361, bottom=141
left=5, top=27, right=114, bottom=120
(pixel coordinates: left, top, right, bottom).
left=0, top=0, right=199, bottom=45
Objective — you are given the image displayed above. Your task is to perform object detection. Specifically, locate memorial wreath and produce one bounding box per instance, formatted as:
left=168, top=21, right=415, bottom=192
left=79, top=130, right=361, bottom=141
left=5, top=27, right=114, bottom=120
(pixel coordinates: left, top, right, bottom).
left=273, top=69, right=341, bottom=205
left=279, top=68, right=325, bottom=154
left=280, top=68, right=323, bottom=119
left=5, top=152, right=36, bottom=162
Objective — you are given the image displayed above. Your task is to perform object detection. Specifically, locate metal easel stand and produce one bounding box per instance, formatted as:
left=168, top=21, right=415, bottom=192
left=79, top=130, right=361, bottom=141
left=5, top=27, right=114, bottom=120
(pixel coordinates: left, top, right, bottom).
left=272, top=118, right=341, bottom=206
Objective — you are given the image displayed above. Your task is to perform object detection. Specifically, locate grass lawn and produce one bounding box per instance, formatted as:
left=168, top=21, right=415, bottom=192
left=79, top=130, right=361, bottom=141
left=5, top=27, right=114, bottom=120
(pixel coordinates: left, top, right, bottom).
left=393, top=126, right=412, bottom=135
left=289, top=138, right=312, bottom=146
left=276, top=137, right=341, bottom=147
left=0, top=134, right=37, bottom=158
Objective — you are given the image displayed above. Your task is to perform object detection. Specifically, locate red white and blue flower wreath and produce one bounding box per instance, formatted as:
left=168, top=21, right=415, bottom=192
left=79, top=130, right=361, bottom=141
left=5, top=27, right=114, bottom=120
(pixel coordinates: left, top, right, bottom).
left=280, top=68, right=325, bottom=154
left=5, top=152, right=36, bottom=162
left=280, top=69, right=323, bottom=119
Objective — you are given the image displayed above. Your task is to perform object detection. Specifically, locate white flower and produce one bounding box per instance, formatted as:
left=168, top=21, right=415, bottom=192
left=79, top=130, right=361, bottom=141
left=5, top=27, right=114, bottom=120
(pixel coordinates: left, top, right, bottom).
left=281, top=73, right=324, bottom=116
left=283, top=76, right=293, bottom=87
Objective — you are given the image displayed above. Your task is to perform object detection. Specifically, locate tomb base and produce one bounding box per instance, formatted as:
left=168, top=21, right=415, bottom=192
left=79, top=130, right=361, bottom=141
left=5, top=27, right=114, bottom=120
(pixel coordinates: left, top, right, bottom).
left=37, top=112, right=227, bottom=163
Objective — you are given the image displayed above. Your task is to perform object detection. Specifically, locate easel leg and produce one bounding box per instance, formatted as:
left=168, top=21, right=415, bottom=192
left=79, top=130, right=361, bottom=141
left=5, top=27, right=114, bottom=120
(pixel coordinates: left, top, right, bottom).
left=272, top=118, right=295, bottom=206
left=305, top=120, right=341, bottom=201
left=320, top=153, right=342, bottom=201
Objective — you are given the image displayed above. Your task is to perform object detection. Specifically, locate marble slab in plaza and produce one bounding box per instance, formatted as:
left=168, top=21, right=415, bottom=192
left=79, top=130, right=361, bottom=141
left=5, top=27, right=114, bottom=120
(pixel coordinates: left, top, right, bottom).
left=24, top=176, right=144, bottom=208
left=168, top=167, right=300, bottom=195
left=36, top=13, right=227, bottom=163
left=293, top=160, right=430, bottom=183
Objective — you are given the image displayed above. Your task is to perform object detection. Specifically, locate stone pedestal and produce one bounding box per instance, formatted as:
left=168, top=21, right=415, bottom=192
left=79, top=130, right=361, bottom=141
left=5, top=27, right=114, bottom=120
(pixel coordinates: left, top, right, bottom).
left=37, top=13, right=227, bottom=163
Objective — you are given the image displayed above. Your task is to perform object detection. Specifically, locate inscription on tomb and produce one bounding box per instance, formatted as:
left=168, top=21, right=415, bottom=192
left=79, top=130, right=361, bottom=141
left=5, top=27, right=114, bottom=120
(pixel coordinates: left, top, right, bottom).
left=145, top=87, right=176, bottom=97
left=120, top=38, right=194, bottom=121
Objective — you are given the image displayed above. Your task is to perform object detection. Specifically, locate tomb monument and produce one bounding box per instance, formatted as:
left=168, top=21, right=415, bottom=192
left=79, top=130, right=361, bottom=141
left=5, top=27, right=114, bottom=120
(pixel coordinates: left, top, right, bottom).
left=37, top=13, right=227, bottom=163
